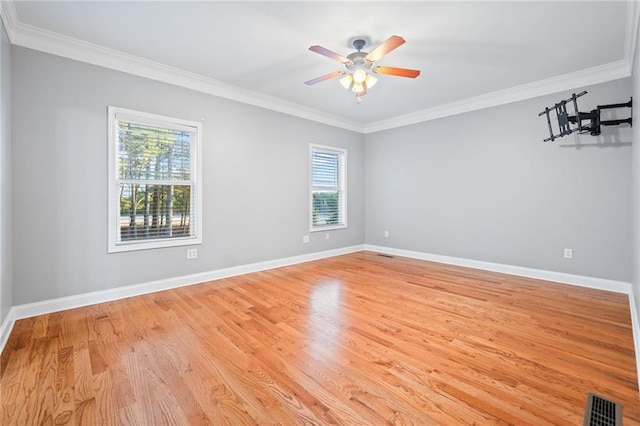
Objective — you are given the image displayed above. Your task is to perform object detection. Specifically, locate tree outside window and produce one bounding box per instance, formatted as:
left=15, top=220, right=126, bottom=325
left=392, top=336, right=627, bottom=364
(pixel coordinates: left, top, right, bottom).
left=108, top=107, right=202, bottom=252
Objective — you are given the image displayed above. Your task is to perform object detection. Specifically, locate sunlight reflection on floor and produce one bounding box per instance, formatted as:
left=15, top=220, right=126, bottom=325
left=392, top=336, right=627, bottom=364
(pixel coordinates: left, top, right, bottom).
left=308, top=281, right=343, bottom=360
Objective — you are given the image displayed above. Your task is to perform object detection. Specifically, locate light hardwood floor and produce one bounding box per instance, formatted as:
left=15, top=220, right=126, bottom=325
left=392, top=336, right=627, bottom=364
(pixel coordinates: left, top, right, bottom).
left=1, top=251, right=639, bottom=425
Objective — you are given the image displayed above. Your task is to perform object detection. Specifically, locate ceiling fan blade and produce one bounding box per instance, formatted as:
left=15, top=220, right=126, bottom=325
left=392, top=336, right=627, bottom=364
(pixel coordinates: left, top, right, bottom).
left=365, top=35, right=406, bottom=62
left=309, top=45, right=350, bottom=63
left=373, top=66, right=421, bottom=78
left=304, top=71, right=346, bottom=86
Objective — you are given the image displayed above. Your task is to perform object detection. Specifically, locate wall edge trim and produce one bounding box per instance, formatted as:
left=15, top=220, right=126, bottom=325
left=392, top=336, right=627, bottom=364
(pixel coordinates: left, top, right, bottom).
left=0, top=306, right=15, bottom=355
left=364, top=244, right=631, bottom=294
left=364, top=61, right=630, bottom=133
left=628, top=288, right=640, bottom=395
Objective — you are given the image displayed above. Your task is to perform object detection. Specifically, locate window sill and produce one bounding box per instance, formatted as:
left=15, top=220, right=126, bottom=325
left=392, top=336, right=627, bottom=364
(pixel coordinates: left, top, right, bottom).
left=108, top=236, right=202, bottom=253
left=310, top=224, right=347, bottom=233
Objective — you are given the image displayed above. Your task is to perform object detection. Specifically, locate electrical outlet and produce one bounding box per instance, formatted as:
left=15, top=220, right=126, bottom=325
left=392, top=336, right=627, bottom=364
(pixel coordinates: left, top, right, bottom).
left=187, top=248, right=198, bottom=259
left=564, top=248, right=573, bottom=259
left=302, top=235, right=309, bottom=243
left=325, top=233, right=330, bottom=240
left=384, top=230, right=389, bottom=238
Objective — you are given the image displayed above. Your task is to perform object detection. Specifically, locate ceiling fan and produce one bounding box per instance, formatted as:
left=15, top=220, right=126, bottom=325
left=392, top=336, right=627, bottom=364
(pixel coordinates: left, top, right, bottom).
left=305, top=35, right=420, bottom=103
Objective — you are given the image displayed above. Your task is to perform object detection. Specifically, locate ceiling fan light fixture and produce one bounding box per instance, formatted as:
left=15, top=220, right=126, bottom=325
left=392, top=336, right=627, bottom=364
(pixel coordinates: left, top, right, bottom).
left=352, top=69, right=367, bottom=84
left=365, top=74, right=378, bottom=88
left=339, top=74, right=353, bottom=90
left=341, top=72, right=376, bottom=93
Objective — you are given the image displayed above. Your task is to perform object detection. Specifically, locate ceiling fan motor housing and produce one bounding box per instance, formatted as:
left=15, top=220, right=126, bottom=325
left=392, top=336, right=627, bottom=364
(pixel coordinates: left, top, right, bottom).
left=346, top=52, right=373, bottom=71
left=346, top=39, right=373, bottom=72
left=353, top=39, right=366, bottom=51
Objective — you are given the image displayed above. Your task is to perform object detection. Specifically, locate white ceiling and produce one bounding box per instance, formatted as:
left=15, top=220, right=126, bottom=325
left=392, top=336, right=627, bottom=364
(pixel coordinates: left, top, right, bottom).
left=2, top=1, right=635, bottom=132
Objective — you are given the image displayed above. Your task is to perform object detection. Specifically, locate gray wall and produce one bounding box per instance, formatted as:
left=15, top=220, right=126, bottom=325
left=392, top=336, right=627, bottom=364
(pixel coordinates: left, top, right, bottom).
left=365, top=78, right=632, bottom=282
left=633, top=24, right=640, bottom=316
left=7, top=44, right=634, bottom=308
left=12, top=47, right=365, bottom=305
left=0, top=21, right=11, bottom=323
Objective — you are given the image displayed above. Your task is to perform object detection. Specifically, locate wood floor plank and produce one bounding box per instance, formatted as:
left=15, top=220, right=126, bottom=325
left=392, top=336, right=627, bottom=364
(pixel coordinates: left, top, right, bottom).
left=1, top=348, right=29, bottom=425
left=74, top=397, right=97, bottom=425
left=1, top=251, right=639, bottom=424
left=27, top=337, right=58, bottom=426
left=53, top=345, right=76, bottom=425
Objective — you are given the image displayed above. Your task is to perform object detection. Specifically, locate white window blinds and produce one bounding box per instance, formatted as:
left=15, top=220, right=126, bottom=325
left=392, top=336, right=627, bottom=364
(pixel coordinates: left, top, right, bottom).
left=108, top=107, right=202, bottom=252
left=310, top=145, right=347, bottom=230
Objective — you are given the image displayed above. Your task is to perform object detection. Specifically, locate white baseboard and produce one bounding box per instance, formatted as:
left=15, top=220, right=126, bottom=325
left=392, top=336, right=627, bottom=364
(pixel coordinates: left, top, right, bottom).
left=2, top=243, right=637, bottom=371
left=365, top=245, right=631, bottom=294
left=0, top=307, right=16, bottom=355
left=0, top=244, right=364, bottom=354
left=628, top=287, right=640, bottom=395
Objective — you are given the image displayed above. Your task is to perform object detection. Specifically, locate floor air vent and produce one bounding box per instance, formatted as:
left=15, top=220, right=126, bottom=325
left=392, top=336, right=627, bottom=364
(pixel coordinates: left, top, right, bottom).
left=377, top=253, right=394, bottom=258
left=584, top=393, right=622, bottom=426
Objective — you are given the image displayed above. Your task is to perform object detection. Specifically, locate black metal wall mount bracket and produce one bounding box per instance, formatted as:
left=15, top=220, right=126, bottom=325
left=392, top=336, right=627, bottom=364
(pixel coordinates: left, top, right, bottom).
left=538, top=91, right=632, bottom=142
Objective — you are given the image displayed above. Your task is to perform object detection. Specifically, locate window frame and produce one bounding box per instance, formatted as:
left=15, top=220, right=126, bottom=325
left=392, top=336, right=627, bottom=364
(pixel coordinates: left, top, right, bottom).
left=309, top=143, right=347, bottom=232
left=107, top=106, right=203, bottom=253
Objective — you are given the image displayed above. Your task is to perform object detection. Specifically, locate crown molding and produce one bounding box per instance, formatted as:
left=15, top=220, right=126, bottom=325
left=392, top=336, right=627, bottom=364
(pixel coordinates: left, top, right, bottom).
left=0, top=0, right=18, bottom=43
left=3, top=8, right=364, bottom=134
left=0, top=0, right=636, bottom=135
left=625, top=0, right=640, bottom=70
left=366, top=1, right=639, bottom=133
left=364, top=59, right=631, bottom=134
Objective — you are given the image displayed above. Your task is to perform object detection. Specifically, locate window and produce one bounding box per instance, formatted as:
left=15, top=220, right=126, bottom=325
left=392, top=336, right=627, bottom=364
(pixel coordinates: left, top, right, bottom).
left=310, top=144, right=347, bottom=231
left=108, top=107, right=202, bottom=252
